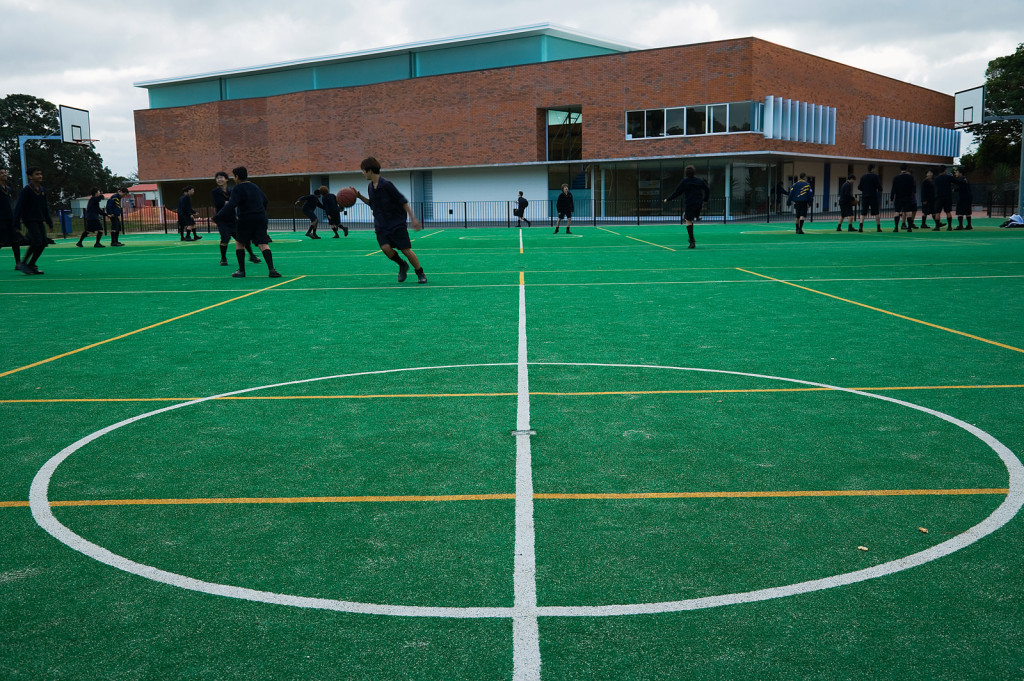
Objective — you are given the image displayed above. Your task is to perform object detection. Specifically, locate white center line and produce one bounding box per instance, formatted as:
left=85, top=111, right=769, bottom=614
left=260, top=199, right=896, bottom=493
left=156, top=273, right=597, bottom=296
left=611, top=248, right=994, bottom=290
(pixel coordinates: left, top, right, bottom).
left=512, top=271, right=541, bottom=680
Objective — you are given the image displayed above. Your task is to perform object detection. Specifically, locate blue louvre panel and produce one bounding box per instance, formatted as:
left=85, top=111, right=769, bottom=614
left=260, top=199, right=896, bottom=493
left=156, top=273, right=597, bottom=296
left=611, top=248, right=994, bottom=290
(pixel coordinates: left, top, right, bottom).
left=863, top=115, right=960, bottom=155
left=763, top=97, right=836, bottom=145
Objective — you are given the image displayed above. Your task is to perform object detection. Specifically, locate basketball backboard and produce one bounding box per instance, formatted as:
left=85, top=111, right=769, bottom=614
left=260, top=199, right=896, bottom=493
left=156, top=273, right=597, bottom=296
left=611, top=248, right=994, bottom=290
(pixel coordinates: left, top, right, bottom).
left=58, top=105, right=92, bottom=144
left=953, top=86, right=985, bottom=128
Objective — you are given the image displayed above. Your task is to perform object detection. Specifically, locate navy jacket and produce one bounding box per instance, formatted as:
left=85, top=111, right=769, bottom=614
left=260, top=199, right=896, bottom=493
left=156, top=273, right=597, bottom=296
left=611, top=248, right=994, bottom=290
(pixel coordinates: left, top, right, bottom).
left=934, top=173, right=954, bottom=199
left=955, top=177, right=973, bottom=207
left=556, top=191, right=575, bottom=214
left=890, top=173, right=916, bottom=201
left=858, top=173, right=882, bottom=198
left=320, top=192, right=340, bottom=216
left=367, top=177, right=409, bottom=232
left=177, top=193, right=196, bottom=226
left=788, top=181, right=813, bottom=204
left=211, top=186, right=235, bottom=225
left=86, top=195, right=104, bottom=220
left=14, top=184, right=53, bottom=227
left=666, top=177, right=710, bottom=206
left=106, top=194, right=123, bottom=217
left=215, top=181, right=268, bottom=224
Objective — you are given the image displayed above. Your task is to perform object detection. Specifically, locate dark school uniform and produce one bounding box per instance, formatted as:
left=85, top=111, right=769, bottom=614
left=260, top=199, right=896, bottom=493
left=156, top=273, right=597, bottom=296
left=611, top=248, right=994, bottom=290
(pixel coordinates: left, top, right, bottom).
left=891, top=173, right=917, bottom=213
left=920, top=178, right=935, bottom=216
left=556, top=191, right=574, bottom=219
left=665, top=176, right=710, bottom=221
left=297, top=194, right=323, bottom=221
left=933, top=172, right=954, bottom=213
left=858, top=172, right=882, bottom=216
left=319, top=191, right=342, bottom=225
left=787, top=180, right=813, bottom=218
left=211, top=186, right=236, bottom=239
left=955, top=177, right=973, bottom=215
left=177, top=193, right=196, bottom=227
left=367, top=177, right=412, bottom=249
left=839, top=180, right=856, bottom=217
left=215, top=181, right=270, bottom=245
left=85, top=195, right=104, bottom=233
left=1, top=181, right=25, bottom=246
left=106, top=194, right=124, bottom=232
left=13, top=184, right=53, bottom=248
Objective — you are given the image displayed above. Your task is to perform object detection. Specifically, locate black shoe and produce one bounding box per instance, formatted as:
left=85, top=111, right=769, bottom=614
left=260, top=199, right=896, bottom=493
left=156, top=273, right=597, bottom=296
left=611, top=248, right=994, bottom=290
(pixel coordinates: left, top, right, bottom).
left=688, top=242, right=696, bottom=249
left=876, top=226, right=882, bottom=232
left=268, top=269, right=281, bottom=278
left=112, top=242, right=125, bottom=247
left=417, top=272, right=428, bottom=284
left=28, top=264, right=44, bottom=275
left=94, top=243, right=106, bottom=248
left=553, top=228, right=559, bottom=234
left=220, top=259, right=229, bottom=266
left=180, top=237, right=187, bottom=241
left=932, top=226, right=940, bottom=231
left=45, top=238, right=55, bottom=245
left=954, top=226, right=964, bottom=231
left=249, top=255, right=262, bottom=263
left=849, top=226, right=857, bottom=232
left=305, top=232, right=314, bottom=239
left=566, top=229, right=572, bottom=234
left=232, top=270, right=245, bottom=278
left=16, top=262, right=30, bottom=274
left=947, top=226, right=952, bottom=231
left=312, top=234, right=322, bottom=239
left=526, top=221, right=531, bottom=227
left=796, top=229, right=804, bottom=234
left=76, top=242, right=84, bottom=247
left=893, top=227, right=899, bottom=232
left=836, top=226, right=842, bottom=232
left=333, top=233, right=340, bottom=238
left=397, top=261, right=409, bottom=283
left=342, top=226, right=349, bottom=237
left=193, top=234, right=202, bottom=240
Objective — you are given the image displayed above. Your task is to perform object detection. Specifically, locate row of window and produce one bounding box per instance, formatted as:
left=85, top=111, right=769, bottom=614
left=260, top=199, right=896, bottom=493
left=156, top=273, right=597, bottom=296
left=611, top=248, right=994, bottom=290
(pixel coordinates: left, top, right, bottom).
left=626, top=101, right=762, bottom=139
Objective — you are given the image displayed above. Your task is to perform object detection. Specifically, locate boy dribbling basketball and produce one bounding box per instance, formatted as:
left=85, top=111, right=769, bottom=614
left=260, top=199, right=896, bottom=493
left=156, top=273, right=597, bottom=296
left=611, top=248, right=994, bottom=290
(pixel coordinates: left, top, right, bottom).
left=350, top=157, right=426, bottom=284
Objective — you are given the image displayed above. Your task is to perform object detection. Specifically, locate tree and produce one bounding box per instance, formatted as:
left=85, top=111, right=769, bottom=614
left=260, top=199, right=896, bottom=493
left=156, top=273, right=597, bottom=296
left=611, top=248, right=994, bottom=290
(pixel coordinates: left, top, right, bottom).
left=0, top=94, right=123, bottom=209
left=960, top=43, right=1024, bottom=177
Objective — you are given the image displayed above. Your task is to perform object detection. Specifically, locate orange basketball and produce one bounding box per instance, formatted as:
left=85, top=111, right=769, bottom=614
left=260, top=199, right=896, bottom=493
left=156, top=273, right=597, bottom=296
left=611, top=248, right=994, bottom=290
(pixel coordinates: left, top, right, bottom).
left=337, top=187, right=358, bottom=208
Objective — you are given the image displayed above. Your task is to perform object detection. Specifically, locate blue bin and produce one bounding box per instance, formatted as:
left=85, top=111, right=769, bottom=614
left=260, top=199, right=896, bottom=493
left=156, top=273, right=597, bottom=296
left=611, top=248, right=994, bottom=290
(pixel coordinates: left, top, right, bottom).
left=58, top=209, right=73, bottom=236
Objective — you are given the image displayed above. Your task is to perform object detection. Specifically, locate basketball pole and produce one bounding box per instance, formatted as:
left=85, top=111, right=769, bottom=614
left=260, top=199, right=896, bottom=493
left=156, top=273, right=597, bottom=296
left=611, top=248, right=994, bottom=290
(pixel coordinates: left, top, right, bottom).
left=18, top=134, right=62, bottom=187
left=982, top=115, right=1024, bottom=217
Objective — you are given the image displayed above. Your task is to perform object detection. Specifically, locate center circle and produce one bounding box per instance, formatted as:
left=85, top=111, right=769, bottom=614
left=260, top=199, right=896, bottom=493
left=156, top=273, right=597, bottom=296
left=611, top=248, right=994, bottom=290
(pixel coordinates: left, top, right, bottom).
left=29, top=363, right=1024, bottom=618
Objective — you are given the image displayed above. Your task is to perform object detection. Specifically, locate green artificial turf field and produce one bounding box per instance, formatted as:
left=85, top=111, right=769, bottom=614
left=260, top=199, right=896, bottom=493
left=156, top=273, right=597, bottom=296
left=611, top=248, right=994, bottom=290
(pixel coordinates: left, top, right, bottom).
left=2, top=220, right=1022, bottom=680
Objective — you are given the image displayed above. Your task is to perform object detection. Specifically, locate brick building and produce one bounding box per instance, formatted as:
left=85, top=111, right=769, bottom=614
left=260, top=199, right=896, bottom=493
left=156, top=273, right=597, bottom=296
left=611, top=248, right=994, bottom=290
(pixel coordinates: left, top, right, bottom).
left=133, top=24, right=959, bottom=222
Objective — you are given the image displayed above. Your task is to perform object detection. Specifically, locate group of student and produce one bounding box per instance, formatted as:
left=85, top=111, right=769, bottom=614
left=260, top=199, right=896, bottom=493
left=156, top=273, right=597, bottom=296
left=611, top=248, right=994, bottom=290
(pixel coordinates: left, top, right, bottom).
left=0, top=166, right=126, bottom=275
left=512, top=184, right=578, bottom=234
left=294, top=187, right=349, bottom=239
left=1, top=158, right=427, bottom=283
left=788, top=164, right=975, bottom=234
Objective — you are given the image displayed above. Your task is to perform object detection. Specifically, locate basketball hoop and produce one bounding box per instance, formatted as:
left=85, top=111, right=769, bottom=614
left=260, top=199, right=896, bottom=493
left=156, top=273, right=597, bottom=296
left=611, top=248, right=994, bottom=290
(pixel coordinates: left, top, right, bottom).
left=72, top=139, right=99, bottom=147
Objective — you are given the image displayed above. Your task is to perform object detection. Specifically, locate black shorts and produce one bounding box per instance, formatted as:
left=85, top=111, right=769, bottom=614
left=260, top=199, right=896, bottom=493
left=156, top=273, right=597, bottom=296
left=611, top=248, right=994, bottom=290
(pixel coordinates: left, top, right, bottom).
left=894, top=197, right=917, bottom=213
left=85, top=218, right=103, bottom=233
left=109, top=216, right=123, bottom=231
left=235, top=218, right=270, bottom=246
left=326, top=211, right=342, bottom=226
left=956, top=202, right=972, bottom=216
left=683, top=203, right=702, bottom=221
left=218, top=222, right=237, bottom=242
left=376, top=225, right=412, bottom=250
left=302, top=209, right=318, bottom=222
left=861, top=195, right=880, bottom=216
left=793, top=202, right=809, bottom=218
left=558, top=212, right=573, bottom=220
left=22, top=221, right=48, bottom=248
left=936, top=196, right=953, bottom=213
left=840, top=202, right=855, bottom=218
left=921, top=200, right=934, bottom=215
left=179, top=217, right=195, bottom=228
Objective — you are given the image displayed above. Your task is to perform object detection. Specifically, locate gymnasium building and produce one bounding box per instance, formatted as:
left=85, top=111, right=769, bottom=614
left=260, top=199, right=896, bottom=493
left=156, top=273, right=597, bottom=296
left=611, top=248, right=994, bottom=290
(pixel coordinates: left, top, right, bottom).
left=133, top=24, right=960, bottom=224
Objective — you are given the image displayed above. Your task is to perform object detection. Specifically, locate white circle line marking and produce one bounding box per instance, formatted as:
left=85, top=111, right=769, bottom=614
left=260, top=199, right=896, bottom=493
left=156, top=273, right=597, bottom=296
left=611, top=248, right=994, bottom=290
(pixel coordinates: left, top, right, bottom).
left=29, top=363, right=1022, bottom=621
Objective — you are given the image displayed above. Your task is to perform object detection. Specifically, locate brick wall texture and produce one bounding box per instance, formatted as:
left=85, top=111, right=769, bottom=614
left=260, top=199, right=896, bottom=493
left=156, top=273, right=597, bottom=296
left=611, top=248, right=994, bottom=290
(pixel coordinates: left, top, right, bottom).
left=135, top=37, right=955, bottom=181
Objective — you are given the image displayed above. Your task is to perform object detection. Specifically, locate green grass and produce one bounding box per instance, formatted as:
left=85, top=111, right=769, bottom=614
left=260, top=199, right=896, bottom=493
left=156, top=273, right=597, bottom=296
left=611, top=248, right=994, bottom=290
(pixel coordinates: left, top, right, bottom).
left=2, top=221, right=1022, bottom=680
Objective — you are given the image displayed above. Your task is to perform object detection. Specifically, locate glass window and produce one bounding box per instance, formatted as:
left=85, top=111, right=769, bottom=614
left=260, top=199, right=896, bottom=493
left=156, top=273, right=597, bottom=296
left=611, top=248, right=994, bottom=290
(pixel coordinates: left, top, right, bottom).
left=626, top=111, right=645, bottom=139
left=729, top=102, right=752, bottom=132
left=666, top=108, right=686, bottom=136
left=710, top=104, right=728, bottom=133
left=686, top=106, right=707, bottom=135
left=645, top=109, right=665, bottom=137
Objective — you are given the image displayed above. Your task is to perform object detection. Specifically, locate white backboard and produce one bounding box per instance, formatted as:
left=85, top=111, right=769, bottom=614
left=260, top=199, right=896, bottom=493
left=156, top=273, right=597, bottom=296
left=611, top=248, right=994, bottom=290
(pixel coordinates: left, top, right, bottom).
left=953, top=86, right=985, bottom=127
left=58, top=105, right=92, bottom=143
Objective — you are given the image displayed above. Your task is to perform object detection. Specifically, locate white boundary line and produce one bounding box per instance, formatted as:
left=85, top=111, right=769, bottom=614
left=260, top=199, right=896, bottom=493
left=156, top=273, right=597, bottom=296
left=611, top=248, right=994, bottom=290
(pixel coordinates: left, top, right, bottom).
left=27, top=363, right=1023, bottom=679
left=513, top=276, right=541, bottom=680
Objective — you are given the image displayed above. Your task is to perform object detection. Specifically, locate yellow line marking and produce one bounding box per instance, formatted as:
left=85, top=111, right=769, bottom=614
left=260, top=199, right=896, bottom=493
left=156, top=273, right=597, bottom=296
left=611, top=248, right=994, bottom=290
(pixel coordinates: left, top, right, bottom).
left=520, top=271, right=525, bottom=286
left=0, top=276, right=307, bottom=379
left=1, top=488, right=1007, bottom=509
left=596, top=226, right=676, bottom=251
left=736, top=268, right=1024, bottom=354
left=4, top=384, right=1023, bottom=404
left=415, top=230, right=443, bottom=240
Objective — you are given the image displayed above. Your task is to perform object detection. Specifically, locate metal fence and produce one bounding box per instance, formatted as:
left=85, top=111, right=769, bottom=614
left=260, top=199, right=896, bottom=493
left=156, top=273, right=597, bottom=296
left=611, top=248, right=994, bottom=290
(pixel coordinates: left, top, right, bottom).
left=46, top=191, right=987, bottom=237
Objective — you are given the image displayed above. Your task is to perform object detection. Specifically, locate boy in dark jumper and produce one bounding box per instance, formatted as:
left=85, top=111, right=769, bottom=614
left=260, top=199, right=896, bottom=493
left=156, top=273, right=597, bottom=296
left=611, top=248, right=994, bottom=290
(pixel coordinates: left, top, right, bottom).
left=213, top=166, right=280, bottom=278
left=351, top=156, right=426, bottom=284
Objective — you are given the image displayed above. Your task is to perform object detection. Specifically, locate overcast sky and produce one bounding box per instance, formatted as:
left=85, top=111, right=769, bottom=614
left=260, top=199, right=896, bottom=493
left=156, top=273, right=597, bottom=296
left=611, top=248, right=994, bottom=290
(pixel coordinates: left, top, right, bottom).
left=2, top=0, right=1020, bottom=177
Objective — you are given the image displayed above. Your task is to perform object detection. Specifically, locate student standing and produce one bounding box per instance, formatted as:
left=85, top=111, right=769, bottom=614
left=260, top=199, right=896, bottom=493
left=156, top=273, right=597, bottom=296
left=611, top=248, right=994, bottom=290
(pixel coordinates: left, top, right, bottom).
left=178, top=186, right=199, bottom=241
left=837, top=175, right=857, bottom=231
left=663, top=165, right=710, bottom=249
left=787, top=173, right=813, bottom=234
left=0, top=166, right=26, bottom=271
left=516, top=191, right=531, bottom=227
left=351, top=156, right=427, bottom=284
left=13, top=166, right=52, bottom=275
left=211, top=172, right=261, bottom=266
left=213, top=166, right=280, bottom=278
left=858, top=164, right=883, bottom=232
left=953, top=169, right=973, bottom=230
left=318, top=186, right=348, bottom=237
left=295, top=190, right=323, bottom=239
left=106, top=187, right=128, bottom=246
left=890, top=164, right=918, bottom=232
left=920, top=171, right=936, bottom=230
left=77, top=188, right=106, bottom=248
left=554, top=184, right=574, bottom=234
left=932, top=166, right=955, bottom=231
